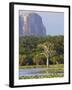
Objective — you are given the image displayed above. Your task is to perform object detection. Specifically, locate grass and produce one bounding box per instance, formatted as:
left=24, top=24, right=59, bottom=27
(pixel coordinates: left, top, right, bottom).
left=19, top=74, right=64, bottom=79
left=19, top=64, right=64, bottom=69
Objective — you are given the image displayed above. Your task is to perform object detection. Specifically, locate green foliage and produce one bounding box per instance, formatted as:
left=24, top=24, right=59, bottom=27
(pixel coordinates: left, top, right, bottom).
left=19, top=35, right=64, bottom=66
left=19, top=54, right=27, bottom=66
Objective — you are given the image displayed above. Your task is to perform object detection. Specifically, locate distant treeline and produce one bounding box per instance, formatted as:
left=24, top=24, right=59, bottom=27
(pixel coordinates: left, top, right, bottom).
left=19, top=35, right=64, bottom=66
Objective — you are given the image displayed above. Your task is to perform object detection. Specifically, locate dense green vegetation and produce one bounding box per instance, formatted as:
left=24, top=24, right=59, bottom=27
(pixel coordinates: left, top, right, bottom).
left=19, top=35, right=64, bottom=66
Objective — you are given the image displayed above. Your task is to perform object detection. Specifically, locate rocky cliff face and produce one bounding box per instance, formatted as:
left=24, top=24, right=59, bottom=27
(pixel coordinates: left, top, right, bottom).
left=19, top=15, right=24, bottom=36
left=19, top=13, right=46, bottom=36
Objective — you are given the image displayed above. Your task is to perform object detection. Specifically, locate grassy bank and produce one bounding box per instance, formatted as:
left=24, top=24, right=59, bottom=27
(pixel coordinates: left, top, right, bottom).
left=19, top=64, right=64, bottom=69
left=19, top=74, right=64, bottom=79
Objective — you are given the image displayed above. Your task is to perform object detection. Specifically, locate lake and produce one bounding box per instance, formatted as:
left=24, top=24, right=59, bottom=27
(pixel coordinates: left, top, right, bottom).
left=19, top=68, right=64, bottom=77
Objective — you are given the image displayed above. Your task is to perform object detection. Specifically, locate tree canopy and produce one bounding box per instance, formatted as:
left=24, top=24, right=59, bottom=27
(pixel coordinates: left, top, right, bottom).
left=19, top=35, right=64, bottom=66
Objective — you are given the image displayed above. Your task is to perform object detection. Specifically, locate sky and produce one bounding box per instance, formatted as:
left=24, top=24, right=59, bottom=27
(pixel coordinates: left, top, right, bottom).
left=19, top=10, right=64, bottom=36
left=36, top=11, right=64, bottom=35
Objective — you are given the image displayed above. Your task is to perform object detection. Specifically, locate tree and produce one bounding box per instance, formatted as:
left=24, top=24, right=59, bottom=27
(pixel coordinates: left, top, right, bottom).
left=19, top=54, right=27, bottom=66
left=38, top=41, right=54, bottom=68
left=33, top=53, right=40, bottom=65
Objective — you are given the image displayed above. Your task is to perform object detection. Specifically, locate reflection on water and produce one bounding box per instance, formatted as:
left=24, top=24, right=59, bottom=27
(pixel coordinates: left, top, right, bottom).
left=19, top=68, right=64, bottom=77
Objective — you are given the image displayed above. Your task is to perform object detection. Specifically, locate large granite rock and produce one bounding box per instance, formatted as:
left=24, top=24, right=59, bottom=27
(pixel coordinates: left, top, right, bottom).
left=19, top=13, right=46, bottom=36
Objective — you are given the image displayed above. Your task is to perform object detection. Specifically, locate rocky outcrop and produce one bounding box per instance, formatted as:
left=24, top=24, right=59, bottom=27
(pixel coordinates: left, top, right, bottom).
left=19, top=13, right=46, bottom=36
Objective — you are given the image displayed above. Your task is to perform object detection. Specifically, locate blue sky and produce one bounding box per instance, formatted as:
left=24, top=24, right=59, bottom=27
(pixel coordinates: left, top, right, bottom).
left=36, top=11, right=64, bottom=35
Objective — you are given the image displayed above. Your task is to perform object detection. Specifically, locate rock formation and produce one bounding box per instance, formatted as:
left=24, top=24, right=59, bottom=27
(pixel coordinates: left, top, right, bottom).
left=19, top=13, right=46, bottom=36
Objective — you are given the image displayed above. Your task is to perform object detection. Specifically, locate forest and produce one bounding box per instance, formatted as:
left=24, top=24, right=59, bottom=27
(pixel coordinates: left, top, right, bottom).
left=19, top=35, right=64, bottom=66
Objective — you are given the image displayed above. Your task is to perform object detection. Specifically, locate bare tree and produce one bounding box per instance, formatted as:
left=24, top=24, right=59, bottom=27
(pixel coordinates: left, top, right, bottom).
left=38, top=42, right=54, bottom=68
